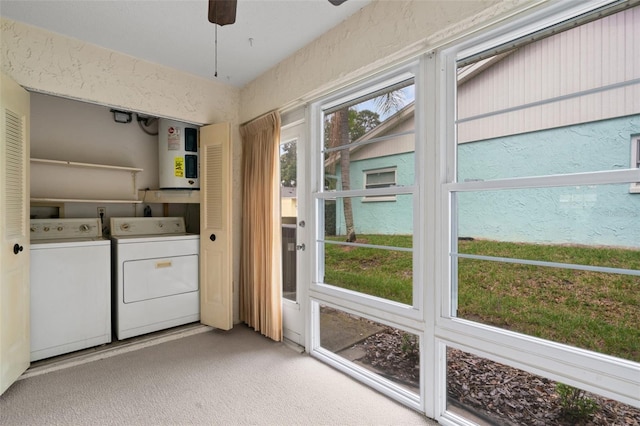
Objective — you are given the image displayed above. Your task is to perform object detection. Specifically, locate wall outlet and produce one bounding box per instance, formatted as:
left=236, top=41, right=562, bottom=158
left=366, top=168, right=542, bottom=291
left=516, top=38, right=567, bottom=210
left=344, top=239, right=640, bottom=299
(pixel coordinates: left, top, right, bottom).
left=97, top=207, right=106, bottom=217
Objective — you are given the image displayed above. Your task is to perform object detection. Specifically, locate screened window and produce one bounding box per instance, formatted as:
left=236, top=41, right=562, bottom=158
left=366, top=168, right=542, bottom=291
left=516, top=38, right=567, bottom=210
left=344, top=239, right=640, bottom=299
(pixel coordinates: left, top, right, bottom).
left=442, top=3, right=640, bottom=419
left=319, top=75, right=416, bottom=305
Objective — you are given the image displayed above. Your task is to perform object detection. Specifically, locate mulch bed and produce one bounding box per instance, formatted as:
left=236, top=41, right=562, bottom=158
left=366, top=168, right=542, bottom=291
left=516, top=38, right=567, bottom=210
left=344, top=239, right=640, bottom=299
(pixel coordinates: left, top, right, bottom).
left=354, top=328, right=640, bottom=425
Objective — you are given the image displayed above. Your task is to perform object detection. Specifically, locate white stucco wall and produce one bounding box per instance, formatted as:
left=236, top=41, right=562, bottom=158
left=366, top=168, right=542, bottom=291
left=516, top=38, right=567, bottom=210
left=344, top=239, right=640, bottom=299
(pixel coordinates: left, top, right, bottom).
left=0, top=18, right=238, bottom=125
left=239, top=0, right=537, bottom=123
left=1, top=17, right=243, bottom=323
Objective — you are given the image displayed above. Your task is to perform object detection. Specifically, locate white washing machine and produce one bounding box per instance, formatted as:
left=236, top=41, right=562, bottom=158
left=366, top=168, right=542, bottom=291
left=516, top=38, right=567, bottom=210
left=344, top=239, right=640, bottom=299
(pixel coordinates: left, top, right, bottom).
left=110, top=217, right=200, bottom=340
left=30, top=218, right=111, bottom=362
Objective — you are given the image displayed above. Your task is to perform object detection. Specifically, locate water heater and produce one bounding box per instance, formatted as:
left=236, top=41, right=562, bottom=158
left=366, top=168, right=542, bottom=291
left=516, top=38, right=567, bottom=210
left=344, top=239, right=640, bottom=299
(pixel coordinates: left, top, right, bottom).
left=158, top=119, right=200, bottom=189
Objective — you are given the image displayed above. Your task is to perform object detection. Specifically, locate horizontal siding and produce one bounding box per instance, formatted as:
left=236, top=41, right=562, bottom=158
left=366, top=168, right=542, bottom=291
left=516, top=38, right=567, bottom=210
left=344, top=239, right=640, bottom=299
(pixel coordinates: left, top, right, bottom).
left=457, top=6, right=640, bottom=143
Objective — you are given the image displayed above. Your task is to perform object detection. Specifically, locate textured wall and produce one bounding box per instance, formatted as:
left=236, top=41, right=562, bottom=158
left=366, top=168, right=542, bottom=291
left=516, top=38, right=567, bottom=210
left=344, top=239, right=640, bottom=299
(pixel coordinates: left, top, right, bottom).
left=239, top=0, right=534, bottom=123
left=458, top=115, right=640, bottom=248
left=1, top=17, right=243, bottom=322
left=334, top=152, right=414, bottom=236
left=0, top=18, right=239, bottom=125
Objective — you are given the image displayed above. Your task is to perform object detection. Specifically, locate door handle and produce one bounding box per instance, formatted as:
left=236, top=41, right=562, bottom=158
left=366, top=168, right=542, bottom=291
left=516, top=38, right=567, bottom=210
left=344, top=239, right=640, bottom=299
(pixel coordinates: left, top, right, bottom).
left=296, top=243, right=305, bottom=251
left=13, top=243, right=23, bottom=255
left=210, top=234, right=216, bottom=241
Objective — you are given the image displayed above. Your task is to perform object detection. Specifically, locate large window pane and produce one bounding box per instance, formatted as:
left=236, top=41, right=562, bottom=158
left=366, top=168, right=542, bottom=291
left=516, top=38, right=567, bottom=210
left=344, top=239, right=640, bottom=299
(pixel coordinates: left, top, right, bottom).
left=320, top=196, right=413, bottom=305
left=323, top=83, right=415, bottom=196
left=280, top=140, right=298, bottom=302
left=456, top=7, right=640, bottom=182
left=454, top=184, right=640, bottom=361
left=455, top=258, right=639, bottom=361
left=319, top=305, right=419, bottom=395
left=322, top=243, right=413, bottom=305
left=447, top=347, right=640, bottom=425
left=457, top=184, right=640, bottom=253
left=324, top=194, right=414, bottom=238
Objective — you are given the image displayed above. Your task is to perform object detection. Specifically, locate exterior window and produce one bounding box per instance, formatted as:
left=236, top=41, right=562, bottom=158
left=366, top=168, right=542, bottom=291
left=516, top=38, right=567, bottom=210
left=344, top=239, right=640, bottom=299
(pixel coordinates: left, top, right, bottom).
left=363, top=167, right=396, bottom=201
left=311, top=68, right=421, bottom=411
left=442, top=4, right=640, bottom=422
left=631, top=135, right=640, bottom=193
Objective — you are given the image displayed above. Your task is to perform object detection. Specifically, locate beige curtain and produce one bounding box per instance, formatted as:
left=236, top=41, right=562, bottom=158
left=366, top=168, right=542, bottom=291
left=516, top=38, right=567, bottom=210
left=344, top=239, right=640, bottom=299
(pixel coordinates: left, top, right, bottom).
left=239, top=111, right=283, bottom=341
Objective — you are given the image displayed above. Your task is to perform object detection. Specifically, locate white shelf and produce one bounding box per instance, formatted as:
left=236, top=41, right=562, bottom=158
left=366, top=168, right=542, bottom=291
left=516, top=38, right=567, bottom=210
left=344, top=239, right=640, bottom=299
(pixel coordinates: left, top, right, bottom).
left=30, top=158, right=143, bottom=204
left=30, top=158, right=143, bottom=173
left=138, top=190, right=200, bottom=204
left=31, top=197, right=142, bottom=204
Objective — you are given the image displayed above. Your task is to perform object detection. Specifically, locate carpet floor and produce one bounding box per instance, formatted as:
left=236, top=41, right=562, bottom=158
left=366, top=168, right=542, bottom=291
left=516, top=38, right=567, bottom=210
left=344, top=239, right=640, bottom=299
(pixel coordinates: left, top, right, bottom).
left=0, top=324, right=434, bottom=425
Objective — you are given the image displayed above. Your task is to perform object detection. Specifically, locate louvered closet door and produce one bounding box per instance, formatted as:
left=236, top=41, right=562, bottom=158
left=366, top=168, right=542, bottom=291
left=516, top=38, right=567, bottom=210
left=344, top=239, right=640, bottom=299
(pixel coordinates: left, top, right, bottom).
left=0, top=73, right=30, bottom=396
left=199, top=122, right=232, bottom=330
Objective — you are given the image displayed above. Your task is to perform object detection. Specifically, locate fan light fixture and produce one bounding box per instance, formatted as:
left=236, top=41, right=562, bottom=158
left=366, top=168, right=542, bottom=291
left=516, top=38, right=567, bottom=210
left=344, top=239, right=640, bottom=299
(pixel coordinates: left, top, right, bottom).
left=208, top=0, right=237, bottom=26
left=206, top=0, right=346, bottom=78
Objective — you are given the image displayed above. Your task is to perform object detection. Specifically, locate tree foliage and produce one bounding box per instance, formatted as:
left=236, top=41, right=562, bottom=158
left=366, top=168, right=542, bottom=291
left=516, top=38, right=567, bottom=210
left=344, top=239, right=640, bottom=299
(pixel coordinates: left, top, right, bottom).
left=280, top=141, right=297, bottom=187
left=349, top=109, right=380, bottom=141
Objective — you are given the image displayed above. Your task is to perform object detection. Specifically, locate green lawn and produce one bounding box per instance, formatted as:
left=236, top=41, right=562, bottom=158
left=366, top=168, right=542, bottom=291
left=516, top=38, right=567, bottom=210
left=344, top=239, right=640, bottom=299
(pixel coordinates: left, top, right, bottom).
left=324, top=235, right=640, bottom=362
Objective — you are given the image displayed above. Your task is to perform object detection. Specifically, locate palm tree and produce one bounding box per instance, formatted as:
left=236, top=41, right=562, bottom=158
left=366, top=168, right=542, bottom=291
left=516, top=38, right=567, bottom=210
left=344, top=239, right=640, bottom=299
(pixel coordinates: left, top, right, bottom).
left=327, top=87, right=406, bottom=243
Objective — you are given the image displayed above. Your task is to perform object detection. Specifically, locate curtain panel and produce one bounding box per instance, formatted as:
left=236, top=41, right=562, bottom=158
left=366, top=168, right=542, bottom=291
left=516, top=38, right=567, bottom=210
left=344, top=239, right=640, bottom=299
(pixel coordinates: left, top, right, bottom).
left=239, top=111, right=283, bottom=341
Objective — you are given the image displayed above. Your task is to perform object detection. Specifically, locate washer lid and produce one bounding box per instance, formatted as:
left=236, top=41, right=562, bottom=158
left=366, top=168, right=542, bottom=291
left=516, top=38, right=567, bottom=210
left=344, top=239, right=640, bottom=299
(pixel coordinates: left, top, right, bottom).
left=110, top=217, right=186, bottom=237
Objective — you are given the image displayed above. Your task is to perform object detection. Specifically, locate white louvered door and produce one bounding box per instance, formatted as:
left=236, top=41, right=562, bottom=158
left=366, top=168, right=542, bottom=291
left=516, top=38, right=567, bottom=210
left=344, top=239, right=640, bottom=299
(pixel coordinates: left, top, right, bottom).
left=0, top=73, right=30, bottom=396
left=199, top=122, right=232, bottom=330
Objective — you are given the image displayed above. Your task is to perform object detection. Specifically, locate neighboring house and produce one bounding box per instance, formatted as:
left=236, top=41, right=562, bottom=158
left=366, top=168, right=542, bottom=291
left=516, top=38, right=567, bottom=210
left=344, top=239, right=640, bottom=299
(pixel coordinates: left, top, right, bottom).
left=281, top=186, right=298, bottom=219
left=335, top=6, right=640, bottom=248
left=331, top=103, right=415, bottom=236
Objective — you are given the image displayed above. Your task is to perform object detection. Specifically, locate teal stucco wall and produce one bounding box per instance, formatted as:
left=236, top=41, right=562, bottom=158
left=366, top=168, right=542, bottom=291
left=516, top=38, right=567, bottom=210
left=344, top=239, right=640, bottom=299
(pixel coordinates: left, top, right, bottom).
left=457, top=114, right=640, bottom=248
left=334, top=115, right=640, bottom=249
left=334, top=152, right=414, bottom=236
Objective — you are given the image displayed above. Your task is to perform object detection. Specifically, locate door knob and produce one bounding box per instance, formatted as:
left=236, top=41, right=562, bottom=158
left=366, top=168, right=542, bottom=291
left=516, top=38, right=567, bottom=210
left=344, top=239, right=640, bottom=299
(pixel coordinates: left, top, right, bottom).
left=210, top=234, right=216, bottom=241
left=296, top=243, right=305, bottom=251
left=13, top=243, right=23, bottom=255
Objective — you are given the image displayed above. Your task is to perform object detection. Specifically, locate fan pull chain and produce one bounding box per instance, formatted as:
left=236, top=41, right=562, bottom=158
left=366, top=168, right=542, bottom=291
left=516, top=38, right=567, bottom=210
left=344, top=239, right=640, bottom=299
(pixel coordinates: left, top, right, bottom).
left=214, top=24, right=218, bottom=78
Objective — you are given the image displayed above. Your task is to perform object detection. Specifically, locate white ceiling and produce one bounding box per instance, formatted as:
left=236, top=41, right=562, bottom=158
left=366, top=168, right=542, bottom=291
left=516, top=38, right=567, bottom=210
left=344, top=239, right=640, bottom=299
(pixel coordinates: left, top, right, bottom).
left=0, top=0, right=371, bottom=88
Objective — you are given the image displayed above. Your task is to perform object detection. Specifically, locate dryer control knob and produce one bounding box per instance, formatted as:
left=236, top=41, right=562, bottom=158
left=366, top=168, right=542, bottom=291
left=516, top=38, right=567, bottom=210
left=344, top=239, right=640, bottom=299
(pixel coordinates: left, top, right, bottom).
left=57, top=226, right=64, bottom=231
left=79, top=224, right=90, bottom=232
left=120, top=224, right=130, bottom=231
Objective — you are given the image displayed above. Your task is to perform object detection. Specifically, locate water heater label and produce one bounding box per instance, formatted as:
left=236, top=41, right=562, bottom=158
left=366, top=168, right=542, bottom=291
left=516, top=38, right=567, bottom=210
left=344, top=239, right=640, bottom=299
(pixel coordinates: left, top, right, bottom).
left=174, top=157, right=185, bottom=177
left=167, top=126, right=181, bottom=150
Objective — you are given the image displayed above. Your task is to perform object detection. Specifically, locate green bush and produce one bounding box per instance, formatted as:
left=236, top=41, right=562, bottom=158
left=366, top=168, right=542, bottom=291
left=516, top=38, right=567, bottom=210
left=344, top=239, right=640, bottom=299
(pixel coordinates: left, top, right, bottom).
left=556, top=383, right=598, bottom=421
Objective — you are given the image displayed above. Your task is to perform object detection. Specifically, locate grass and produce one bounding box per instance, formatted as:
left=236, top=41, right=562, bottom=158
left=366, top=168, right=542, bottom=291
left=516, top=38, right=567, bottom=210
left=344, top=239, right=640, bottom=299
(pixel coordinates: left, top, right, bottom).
left=323, top=235, right=640, bottom=362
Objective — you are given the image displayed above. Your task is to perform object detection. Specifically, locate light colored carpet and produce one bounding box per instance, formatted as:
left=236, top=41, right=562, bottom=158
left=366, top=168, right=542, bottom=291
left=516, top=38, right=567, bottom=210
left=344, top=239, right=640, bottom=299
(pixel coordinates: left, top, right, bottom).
left=0, top=325, right=435, bottom=425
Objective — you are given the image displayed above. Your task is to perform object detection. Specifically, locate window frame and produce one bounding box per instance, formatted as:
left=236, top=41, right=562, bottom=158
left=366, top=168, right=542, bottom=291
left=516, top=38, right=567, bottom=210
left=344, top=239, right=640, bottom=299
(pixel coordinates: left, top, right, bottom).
left=630, top=135, right=640, bottom=193
left=435, top=1, right=640, bottom=420
left=310, top=64, right=422, bottom=320
left=362, top=166, right=397, bottom=202
left=307, top=61, right=427, bottom=412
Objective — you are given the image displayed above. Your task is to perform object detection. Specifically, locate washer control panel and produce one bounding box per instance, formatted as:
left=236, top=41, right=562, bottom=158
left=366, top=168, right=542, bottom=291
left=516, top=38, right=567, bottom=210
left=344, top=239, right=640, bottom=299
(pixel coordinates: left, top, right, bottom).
left=110, top=217, right=186, bottom=237
left=30, top=218, right=102, bottom=241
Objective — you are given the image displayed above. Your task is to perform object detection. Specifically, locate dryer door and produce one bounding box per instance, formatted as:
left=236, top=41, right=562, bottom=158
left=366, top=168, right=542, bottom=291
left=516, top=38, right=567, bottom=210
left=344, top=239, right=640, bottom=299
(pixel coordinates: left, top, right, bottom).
left=124, top=255, right=199, bottom=303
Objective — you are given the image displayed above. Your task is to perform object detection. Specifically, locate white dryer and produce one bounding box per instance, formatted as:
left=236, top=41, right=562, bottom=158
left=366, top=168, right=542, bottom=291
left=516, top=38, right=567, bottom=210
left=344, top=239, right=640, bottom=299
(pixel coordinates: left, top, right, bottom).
left=110, top=217, right=200, bottom=340
left=30, top=218, right=111, bottom=361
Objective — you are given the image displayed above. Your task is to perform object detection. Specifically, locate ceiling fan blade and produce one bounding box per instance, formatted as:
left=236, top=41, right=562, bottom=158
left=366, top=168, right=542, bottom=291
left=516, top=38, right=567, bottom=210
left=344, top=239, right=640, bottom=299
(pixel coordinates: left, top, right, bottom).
left=208, top=0, right=237, bottom=26
left=328, top=0, right=348, bottom=5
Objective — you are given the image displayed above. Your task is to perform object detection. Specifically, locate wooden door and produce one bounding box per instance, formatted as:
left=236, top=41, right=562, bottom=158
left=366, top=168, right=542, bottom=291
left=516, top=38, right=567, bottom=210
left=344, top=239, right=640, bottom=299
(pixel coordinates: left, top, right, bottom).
left=199, top=122, right=233, bottom=330
left=0, top=73, right=30, bottom=395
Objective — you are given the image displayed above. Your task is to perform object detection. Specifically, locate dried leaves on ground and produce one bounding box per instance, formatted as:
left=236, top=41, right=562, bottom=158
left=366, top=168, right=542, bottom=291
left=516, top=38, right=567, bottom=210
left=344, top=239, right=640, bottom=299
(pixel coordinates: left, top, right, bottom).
left=354, top=329, right=640, bottom=425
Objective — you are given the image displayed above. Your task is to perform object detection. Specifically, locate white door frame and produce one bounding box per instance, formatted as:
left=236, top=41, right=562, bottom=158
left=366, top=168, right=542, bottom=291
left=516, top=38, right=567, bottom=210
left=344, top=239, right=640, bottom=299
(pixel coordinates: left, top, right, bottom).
left=280, top=119, right=307, bottom=347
